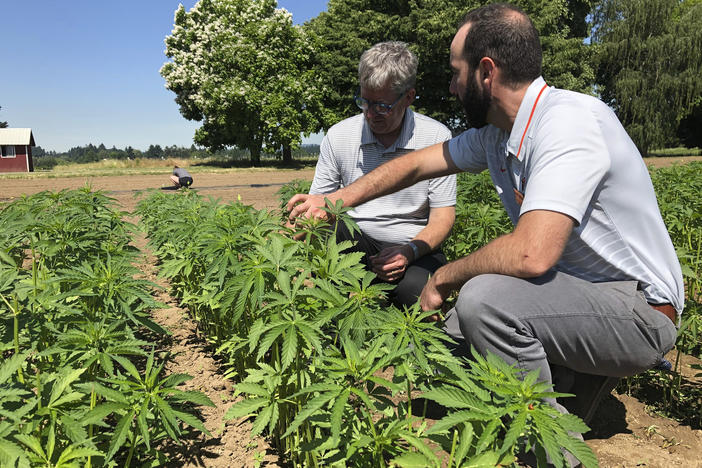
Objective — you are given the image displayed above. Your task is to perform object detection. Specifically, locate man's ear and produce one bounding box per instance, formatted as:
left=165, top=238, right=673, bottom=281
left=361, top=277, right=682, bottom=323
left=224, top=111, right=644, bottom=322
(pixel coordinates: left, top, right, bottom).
left=478, top=57, right=496, bottom=82
left=406, top=88, right=417, bottom=104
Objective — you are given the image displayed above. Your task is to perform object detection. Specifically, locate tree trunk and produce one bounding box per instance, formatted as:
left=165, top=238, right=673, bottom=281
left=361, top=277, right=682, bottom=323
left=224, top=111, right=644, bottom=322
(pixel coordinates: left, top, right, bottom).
left=249, top=138, right=262, bottom=167
left=282, top=144, right=292, bottom=165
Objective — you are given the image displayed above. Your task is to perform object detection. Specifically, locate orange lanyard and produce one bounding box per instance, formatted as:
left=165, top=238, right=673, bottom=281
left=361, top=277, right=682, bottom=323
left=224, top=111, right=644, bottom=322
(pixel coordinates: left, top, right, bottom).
left=515, top=83, right=548, bottom=159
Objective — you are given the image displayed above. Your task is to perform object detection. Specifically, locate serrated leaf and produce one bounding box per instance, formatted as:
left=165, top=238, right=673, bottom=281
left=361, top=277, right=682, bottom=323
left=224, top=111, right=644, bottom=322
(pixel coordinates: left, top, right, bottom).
left=82, top=382, right=128, bottom=405
left=501, top=410, right=527, bottom=454
left=112, top=355, right=141, bottom=383
left=455, top=423, right=474, bottom=465
left=173, top=409, right=211, bottom=436
left=559, top=433, right=598, bottom=468
left=531, top=411, right=564, bottom=467
left=251, top=402, right=274, bottom=435
left=475, top=419, right=500, bottom=454
left=224, top=397, right=268, bottom=420
left=55, top=445, right=103, bottom=464
left=154, top=395, right=181, bottom=440
left=402, top=433, right=440, bottom=465
left=281, top=326, right=298, bottom=370
left=282, top=392, right=336, bottom=438
left=390, top=452, right=436, bottom=467
left=0, top=439, right=29, bottom=467
left=105, top=409, right=135, bottom=462
left=421, top=386, right=485, bottom=410
left=171, top=390, right=215, bottom=407
left=235, top=382, right=270, bottom=398
left=14, top=434, right=46, bottom=458
left=48, top=368, right=86, bottom=407
left=81, top=402, right=128, bottom=425
left=426, top=410, right=494, bottom=435
left=59, top=414, right=89, bottom=446
left=0, top=352, right=28, bottom=384
left=330, top=388, right=350, bottom=442
left=138, top=400, right=150, bottom=450
left=556, top=412, right=590, bottom=434
left=463, top=451, right=501, bottom=468
left=50, top=391, right=85, bottom=409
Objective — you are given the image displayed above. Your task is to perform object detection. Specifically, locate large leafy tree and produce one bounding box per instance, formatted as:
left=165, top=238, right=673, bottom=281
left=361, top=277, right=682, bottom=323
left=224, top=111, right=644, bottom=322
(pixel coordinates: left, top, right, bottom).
left=0, top=105, right=7, bottom=128
left=305, top=0, right=594, bottom=134
left=161, top=0, right=325, bottom=165
left=591, top=0, right=702, bottom=155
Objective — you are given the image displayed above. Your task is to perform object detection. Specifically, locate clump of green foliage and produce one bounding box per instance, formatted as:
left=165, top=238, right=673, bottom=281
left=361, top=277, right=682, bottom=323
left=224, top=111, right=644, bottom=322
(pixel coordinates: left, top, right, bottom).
left=0, top=187, right=214, bottom=467
left=137, top=188, right=596, bottom=468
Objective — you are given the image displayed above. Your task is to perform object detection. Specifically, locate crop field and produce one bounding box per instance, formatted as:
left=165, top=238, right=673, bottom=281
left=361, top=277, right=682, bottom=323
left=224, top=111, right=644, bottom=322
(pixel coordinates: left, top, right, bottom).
left=1, top=161, right=701, bottom=467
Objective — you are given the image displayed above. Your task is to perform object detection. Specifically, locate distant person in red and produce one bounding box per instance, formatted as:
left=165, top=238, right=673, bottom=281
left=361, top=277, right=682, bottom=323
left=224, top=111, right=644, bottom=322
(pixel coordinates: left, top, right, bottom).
left=170, top=166, right=193, bottom=188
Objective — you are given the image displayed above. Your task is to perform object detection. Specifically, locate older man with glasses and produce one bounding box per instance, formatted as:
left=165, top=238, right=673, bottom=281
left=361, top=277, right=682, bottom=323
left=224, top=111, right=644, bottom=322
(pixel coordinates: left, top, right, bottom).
left=306, top=41, right=457, bottom=308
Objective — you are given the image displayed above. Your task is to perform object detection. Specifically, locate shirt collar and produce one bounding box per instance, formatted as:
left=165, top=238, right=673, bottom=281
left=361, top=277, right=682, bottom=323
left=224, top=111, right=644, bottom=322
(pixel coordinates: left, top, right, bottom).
left=505, top=76, right=548, bottom=161
left=360, top=108, right=416, bottom=153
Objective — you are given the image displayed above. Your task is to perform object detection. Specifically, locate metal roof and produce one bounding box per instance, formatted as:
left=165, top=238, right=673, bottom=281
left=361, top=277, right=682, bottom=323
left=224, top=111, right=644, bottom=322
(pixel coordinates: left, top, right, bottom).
left=0, top=128, right=36, bottom=146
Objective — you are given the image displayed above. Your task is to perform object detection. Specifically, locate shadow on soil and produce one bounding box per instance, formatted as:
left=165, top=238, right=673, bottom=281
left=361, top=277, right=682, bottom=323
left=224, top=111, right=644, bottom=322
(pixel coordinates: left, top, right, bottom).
left=586, top=394, right=630, bottom=439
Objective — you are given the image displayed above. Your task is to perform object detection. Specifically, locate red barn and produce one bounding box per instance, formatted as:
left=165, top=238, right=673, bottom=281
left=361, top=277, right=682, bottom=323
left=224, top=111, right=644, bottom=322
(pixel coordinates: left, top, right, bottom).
left=0, top=128, right=35, bottom=173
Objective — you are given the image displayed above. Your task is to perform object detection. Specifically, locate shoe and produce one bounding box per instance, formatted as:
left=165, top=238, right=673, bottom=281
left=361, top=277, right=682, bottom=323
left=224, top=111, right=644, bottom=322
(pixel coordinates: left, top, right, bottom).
left=560, top=371, right=619, bottom=425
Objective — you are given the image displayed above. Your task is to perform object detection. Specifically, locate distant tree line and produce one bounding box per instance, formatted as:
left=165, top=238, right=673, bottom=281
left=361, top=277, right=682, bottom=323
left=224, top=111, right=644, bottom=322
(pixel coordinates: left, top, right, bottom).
left=161, top=0, right=700, bottom=161
left=32, top=142, right=320, bottom=170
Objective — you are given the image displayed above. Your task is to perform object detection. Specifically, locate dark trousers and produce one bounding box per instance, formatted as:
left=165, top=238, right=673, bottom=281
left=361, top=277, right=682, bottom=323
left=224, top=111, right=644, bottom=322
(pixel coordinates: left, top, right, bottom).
left=335, top=221, right=447, bottom=308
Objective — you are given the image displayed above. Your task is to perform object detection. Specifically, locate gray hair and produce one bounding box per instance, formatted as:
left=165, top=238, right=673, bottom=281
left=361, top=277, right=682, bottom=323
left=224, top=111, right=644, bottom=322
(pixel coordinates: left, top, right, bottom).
left=358, top=41, right=417, bottom=95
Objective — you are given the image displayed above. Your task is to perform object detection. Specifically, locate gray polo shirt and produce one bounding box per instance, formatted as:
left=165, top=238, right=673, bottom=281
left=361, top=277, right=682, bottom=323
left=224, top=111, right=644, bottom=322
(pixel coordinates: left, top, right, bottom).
left=311, top=108, right=456, bottom=246
left=448, top=77, right=684, bottom=312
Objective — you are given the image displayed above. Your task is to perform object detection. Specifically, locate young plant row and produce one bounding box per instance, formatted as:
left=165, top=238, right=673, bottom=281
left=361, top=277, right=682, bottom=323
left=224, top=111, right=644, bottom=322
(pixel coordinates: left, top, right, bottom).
left=137, top=189, right=596, bottom=468
left=637, top=163, right=702, bottom=424
left=0, top=188, right=213, bottom=468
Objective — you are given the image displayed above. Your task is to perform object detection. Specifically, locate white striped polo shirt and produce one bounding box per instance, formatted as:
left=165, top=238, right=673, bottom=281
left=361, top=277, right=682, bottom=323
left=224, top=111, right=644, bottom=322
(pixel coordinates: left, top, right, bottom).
left=310, top=108, right=456, bottom=246
left=448, top=77, right=684, bottom=313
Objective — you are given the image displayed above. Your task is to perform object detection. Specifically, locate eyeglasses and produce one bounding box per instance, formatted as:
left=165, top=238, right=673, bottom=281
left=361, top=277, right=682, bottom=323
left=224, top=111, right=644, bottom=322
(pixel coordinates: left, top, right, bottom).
left=354, top=91, right=406, bottom=116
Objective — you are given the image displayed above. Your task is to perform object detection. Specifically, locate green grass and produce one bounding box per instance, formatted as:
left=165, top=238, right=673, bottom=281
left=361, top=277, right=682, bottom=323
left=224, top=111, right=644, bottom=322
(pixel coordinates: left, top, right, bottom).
left=648, top=147, right=701, bottom=157
left=0, top=156, right=318, bottom=179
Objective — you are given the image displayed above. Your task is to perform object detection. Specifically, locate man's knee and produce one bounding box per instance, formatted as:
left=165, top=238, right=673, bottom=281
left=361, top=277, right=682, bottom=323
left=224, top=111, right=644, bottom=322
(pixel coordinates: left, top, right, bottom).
left=457, top=274, right=513, bottom=312
left=455, top=274, right=520, bottom=334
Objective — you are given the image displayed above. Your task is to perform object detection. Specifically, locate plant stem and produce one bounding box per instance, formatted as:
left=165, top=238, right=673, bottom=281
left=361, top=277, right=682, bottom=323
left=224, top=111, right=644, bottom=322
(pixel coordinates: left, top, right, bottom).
left=447, top=428, right=459, bottom=468
left=125, top=432, right=136, bottom=468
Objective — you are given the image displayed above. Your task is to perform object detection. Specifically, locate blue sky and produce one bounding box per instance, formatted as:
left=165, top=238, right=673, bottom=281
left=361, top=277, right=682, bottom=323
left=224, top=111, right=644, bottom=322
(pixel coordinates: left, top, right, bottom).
left=1, top=1, right=328, bottom=152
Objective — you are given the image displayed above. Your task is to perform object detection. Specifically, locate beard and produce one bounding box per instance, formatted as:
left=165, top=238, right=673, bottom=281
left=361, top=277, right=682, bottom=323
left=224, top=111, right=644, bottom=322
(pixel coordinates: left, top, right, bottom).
left=461, top=78, right=491, bottom=129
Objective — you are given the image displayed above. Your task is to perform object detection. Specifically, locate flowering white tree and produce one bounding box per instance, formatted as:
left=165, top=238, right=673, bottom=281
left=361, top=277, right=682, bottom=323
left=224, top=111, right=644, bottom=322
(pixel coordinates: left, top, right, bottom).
left=161, top=0, right=325, bottom=165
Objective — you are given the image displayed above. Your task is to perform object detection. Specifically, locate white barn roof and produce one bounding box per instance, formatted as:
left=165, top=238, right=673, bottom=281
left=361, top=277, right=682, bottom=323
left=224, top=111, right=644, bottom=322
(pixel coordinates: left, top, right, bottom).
left=0, top=128, right=36, bottom=146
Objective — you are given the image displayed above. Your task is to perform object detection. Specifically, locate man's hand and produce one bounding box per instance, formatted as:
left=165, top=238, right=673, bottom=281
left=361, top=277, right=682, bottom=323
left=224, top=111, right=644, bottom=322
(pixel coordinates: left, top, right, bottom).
left=370, top=245, right=413, bottom=282
left=419, top=274, right=446, bottom=313
left=286, top=193, right=331, bottom=223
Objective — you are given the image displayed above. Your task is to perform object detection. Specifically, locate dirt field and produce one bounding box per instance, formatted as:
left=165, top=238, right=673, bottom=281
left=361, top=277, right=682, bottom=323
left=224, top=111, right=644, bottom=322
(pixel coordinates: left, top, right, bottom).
left=3, top=163, right=702, bottom=467
left=0, top=169, right=317, bottom=213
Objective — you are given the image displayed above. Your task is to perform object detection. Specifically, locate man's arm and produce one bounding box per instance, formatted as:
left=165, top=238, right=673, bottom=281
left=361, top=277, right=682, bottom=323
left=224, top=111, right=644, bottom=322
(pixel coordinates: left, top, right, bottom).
left=287, top=141, right=459, bottom=221
left=412, top=205, right=456, bottom=256
left=370, top=205, right=456, bottom=281
left=420, top=209, right=575, bottom=311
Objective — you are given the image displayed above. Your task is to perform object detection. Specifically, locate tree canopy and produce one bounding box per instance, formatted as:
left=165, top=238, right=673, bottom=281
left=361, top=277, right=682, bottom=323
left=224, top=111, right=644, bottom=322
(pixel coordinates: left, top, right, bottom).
left=592, top=0, right=702, bottom=154
left=161, top=0, right=325, bottom=165
left=304, top=0, right=594, bottom=134
left=0, top=106, right=7, bottom=128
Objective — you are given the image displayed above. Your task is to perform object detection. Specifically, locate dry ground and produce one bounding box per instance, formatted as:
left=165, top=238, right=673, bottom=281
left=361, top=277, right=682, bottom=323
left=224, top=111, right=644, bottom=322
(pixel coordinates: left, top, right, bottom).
left=2, top=159, right=701, bottom=467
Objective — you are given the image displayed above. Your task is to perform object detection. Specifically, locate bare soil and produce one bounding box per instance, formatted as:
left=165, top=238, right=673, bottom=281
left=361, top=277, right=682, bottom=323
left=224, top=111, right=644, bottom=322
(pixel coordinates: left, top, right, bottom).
left=3, top=161, right=702, bottom=467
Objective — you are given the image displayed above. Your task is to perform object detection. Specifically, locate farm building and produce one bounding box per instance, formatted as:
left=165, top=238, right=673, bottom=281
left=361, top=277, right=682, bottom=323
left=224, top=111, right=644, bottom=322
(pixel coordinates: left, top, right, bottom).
left=0, top=128, right=35, bottom=173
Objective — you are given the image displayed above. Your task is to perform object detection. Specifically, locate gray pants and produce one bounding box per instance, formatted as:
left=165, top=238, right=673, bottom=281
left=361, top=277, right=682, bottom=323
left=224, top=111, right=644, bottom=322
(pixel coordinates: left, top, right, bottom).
left=443, top=271, right=676, bottom=385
